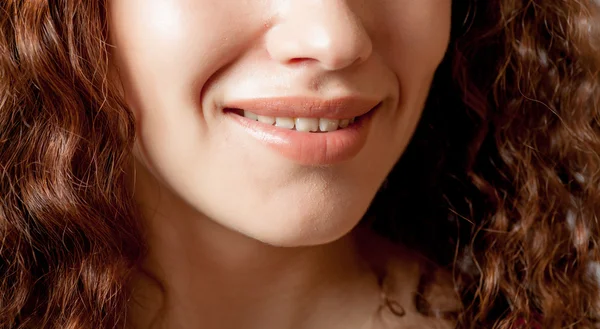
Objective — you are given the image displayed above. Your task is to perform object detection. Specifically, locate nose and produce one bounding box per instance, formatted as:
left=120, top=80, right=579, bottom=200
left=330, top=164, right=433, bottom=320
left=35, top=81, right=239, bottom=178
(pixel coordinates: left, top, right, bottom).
left=265, top=1, right=373, bottom=71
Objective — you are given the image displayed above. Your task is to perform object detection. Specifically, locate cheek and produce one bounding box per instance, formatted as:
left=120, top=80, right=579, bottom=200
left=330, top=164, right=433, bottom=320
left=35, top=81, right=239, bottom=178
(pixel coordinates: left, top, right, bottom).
left=108, top=0, right=257, bottom=107
left=108, top=0, right=260, bottom=164
left=108, top=0, right=193, bottom=128
left=365, top=2, right=452, bottom=176
left=109, top=0, right=190, bottom=72
left=380, top=1, right=451, bottom=135
left=375, top=1, right=452, bottom=73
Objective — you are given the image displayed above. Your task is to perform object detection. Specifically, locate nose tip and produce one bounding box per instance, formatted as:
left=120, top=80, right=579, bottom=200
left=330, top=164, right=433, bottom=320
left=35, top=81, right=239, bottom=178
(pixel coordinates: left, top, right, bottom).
left=265, top=2, right=373, bottom=71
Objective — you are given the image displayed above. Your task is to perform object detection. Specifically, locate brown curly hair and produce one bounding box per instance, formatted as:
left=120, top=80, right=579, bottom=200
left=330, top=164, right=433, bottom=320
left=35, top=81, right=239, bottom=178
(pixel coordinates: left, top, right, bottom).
left=1, top=0, right=599, bottom=328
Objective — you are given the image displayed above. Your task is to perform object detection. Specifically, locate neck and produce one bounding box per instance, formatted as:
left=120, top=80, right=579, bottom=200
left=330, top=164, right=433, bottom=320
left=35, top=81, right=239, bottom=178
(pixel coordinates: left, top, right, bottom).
left=128, top=162, right=381, bottom=329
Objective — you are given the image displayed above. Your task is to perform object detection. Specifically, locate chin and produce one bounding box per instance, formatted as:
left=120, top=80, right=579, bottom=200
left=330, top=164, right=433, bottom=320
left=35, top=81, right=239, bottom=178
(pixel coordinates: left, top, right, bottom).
left=231, top=202, right=369, bottom=248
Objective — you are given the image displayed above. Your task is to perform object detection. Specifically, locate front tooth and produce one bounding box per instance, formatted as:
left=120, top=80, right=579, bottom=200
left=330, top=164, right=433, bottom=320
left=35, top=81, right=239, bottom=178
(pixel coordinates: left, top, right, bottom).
left=275, top=117, right=295, bottom=129
left=295, top=118, right=319, bottom=132
left=244, top=111, right=258, bottom=120
left=257, top=115, right=275, bottom=125
left=339, top=119, right=350, bottom=128
left=349, top=117, right=356, bottom=124
left=319, top=118, right=339, bottom=132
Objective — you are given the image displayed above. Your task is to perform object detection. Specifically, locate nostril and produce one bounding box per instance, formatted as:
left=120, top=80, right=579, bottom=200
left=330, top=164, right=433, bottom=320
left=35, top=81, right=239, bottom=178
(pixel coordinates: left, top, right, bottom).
left=287, top=58, right=314, bottom=65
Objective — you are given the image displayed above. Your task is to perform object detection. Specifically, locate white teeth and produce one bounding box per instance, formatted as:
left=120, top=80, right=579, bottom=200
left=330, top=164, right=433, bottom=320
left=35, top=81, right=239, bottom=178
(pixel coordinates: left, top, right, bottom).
left=257, top=115, right=275, bottom=125
left=319, top=118, right=339, bottom=132
left=275, top=117, right=295, bottom=129
left=242, top=111, right=357, bottom=132
left=295, top=118, right=320, bottom=132
left=244, top=111, right=258, bottom=120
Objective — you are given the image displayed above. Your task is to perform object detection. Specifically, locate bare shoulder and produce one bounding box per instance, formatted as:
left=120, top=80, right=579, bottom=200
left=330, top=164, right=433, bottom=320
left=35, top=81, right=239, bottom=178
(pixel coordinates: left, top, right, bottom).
left=355, top=229, right=461, bottom=329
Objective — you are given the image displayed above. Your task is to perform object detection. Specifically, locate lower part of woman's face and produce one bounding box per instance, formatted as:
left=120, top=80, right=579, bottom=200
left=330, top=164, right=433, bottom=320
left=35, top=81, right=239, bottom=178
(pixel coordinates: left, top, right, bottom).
left=109, top=0, right=451, bottom=246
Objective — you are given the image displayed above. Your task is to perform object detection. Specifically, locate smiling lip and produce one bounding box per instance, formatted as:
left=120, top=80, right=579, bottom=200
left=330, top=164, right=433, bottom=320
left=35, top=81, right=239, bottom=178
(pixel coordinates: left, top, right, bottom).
left=224, top=97, right=380, bottom=165
left=223, top=96, right=380, bottom=119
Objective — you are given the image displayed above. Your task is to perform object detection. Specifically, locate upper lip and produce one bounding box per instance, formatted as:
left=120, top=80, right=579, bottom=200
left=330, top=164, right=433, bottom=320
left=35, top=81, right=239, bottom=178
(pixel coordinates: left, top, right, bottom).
left=223, top=96, right=381, bottom=119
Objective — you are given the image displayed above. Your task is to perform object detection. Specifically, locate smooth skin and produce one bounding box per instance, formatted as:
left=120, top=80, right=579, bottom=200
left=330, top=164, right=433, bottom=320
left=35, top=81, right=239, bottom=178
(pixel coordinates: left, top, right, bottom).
left=108, top=0, right=453, bottom=328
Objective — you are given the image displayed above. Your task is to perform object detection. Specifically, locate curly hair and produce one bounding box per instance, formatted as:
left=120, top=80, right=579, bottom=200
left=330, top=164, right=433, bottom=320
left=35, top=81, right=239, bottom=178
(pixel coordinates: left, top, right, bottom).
left=0, top=1, right=144, bottom=328
left=369, top=0, right=600, bottom=327
left=0, top=0, right=599, bottom=329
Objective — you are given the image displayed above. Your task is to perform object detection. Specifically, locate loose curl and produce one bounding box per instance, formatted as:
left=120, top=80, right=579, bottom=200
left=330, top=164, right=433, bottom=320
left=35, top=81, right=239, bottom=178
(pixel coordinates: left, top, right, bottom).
left=0, top=1, right=143, bottom=328
left=369, top=0, right=600, bottom=328
left=1, top=1, right=599, bottom=329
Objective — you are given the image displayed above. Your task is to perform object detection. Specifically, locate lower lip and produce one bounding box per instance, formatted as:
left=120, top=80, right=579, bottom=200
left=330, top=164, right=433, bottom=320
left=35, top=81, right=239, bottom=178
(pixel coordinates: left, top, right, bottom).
left=226, top=107, right=377, bottom=165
